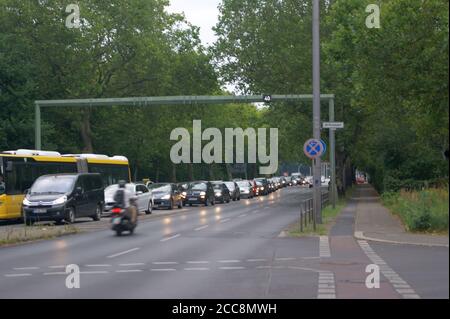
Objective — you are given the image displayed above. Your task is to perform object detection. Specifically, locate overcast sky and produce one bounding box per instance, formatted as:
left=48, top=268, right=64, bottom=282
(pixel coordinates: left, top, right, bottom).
left=167, top=0, right=221, bottom=46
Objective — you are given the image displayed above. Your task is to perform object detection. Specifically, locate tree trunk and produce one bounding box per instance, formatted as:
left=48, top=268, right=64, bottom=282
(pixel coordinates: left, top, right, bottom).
left=188, top=163, right=194, bottom=181
left=80, top=108, right=94, bottom=153
left=171, top=163, right=177, bottom=183
left=208, top=165, right=214, bottom=180
left=225, top=164, right=233, bottom=180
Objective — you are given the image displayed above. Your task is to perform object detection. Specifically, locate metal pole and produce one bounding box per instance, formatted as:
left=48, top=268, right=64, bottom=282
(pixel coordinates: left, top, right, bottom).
left=329, top=98, right=337, bottom=208
left=35, top=103, right=41, bottom=150
left=312, top=0, right=322, bottom=224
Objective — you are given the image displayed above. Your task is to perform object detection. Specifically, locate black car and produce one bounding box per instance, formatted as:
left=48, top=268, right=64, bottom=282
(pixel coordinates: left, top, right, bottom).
left=212, top=182, right=231, bottom=203
left=22, top=173, right=104, bottom=225
left=254, top=178, right=269, bottom=196
left=224, top=181, right=240, bottom=201
left=185, top=181, right=215, bottom=206
left=148, top=183, right=183, bottom=210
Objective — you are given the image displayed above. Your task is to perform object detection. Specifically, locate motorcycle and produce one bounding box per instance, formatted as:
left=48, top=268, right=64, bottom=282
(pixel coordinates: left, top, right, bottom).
left=111, top=199, right=138, bottom=236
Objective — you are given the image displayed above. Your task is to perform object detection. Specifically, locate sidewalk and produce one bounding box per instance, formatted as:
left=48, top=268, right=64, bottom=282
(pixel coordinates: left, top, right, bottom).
left=353, top=184, right=449, bottom=247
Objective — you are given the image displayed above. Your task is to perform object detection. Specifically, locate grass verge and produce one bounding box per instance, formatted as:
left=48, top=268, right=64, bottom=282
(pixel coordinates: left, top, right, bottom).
left=0, top=224, right=80, bottom=246
left=285, top=188, right=352, bottom=237
left=381, top=188, right=449, bottom=234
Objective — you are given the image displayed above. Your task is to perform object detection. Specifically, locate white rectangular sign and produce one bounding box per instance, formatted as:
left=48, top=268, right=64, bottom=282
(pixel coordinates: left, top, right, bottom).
left=323, top=122, right=344, bottom=129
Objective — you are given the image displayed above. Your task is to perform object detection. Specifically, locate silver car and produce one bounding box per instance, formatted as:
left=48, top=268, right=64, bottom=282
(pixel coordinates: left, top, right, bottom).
left=104, top=183, right=153, bottom=215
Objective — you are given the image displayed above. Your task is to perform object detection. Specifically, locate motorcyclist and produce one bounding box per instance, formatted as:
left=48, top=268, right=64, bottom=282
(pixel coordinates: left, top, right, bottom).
left=114, top=180, right=138, bottom=224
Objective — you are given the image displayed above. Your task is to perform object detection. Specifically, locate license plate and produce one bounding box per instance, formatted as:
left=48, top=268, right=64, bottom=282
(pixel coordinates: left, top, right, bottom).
left=34, top=208, right=47, bottom=213
left=112, top=218, right=121, bottom=225
left=188, top=198, right=197, bottom=201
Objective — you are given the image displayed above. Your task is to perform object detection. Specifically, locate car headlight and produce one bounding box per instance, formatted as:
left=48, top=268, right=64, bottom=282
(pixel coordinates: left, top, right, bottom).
left=23, top=197, right=32, bottom=206
left=215, top=192, right=222, bottom=196
left=161, top=194, right=171, bottom=200
left=260, top=187, right=264, bottom=190
left=182, top=192, right=187, bottom=197
left=200, top=191, right=206, bottom=196
left=52, top=196, right=67, bottom=205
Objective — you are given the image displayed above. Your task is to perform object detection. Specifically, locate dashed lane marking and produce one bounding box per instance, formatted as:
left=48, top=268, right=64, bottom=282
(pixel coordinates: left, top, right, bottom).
left=219, top=266, right=246, bottom=270
left=184, top=267, right=210, bottom=271
left=358, top=240, right=420, bottom=299
left=194, top=225, right=209, bottom=231
left=119, top=263, right=146, bottom=267
left=107, top=247, right=140, bottom=258
left=160, top=234, right=180, bottom=242
left=13, top=267, right=39, bottom=270
left=85, top=264, right=112, bottom=267
left=152, top=261, right=178, bottom=265
left=4, top=273, right=32, bottom=277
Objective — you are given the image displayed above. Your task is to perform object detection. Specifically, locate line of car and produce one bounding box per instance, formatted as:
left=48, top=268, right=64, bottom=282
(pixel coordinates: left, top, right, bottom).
left=20, top=173, right=310, bottom=225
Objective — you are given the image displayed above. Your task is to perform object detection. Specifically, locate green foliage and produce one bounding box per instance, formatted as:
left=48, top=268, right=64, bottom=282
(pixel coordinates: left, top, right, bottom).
left=213, top=0, right=449, bottom=190
left=382, top=188, right=449, bottom=233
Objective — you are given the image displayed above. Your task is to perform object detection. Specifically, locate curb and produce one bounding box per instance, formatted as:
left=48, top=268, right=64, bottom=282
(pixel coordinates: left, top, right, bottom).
left=354, top=231, right=449, bottom=248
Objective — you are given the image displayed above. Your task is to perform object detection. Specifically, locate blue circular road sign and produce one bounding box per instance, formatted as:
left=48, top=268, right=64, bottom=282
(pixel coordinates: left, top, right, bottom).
left=303, top=139, right=324, bottom=159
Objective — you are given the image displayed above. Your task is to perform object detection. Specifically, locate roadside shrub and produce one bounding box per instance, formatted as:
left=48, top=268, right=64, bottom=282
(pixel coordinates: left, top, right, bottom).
left=382, top=188, right=449, bottom=233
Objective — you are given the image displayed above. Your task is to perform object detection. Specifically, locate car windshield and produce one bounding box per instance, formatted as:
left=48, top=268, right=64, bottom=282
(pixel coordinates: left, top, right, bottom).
left=148, top=183, right=171, bottom=193
left=189, top=182, right=207, bottom=191
left=212, top=184, right=222, bottom=190
left=105, top=184, right=134, bottom=196
left=237, top=181, right=249, bottom=187
left=255, top=181, right=263, bottom=186
left=224, top=182, right=235, bottom=190
left=30, top=175, right=76, bottom=194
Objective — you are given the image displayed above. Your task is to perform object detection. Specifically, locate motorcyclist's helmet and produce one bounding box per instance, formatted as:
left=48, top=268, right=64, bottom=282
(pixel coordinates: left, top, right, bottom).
left=118, top=180, right=126, bottom=188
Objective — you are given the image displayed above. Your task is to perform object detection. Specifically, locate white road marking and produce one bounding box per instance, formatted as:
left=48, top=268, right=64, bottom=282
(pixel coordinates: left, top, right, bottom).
left=107, top=247, right=140, bottom=258
left=319, top=236, right=331, bottom=258
left=153, top=261, right=178, bottom=265
left=5, top=273, right=32, bottom=277
left=119, top=263, right=146, bottom=267
left=85, top=264, right=111, bottom=267
left=246, top=259, right=267, bottom=262
left=317, top=271, right=336, bottom=299
left=44, top=272, right=66, bottom=275
left=357, top=240, right=420, bottom=299
left=13, top=267, right=39, bottom=270
left=186, top=261, right=209, bottom=264
left=219, top=266, right=245, bottom=270
left=116, top=269, right=142, bottom=273
left=275, top=257, right=296, bottom=261
left=218, top=260, right=241, bottom=263
left=238, top=214, right=247, bottom=218
left=80, top=271, right=109, bottom=274
left=220, top=218, right=231, bottom=223
left=194, top=225, right=209, bottom=231
left=48, top=265, right=65, bottom=269
left=160, top=234, right=180, bottom=242
left=184, top=267, right=209, bottom=271
left=151, top=268, right=176, bottom=272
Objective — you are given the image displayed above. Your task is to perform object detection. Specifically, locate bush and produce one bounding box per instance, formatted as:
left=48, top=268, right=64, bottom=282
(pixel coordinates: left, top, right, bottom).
left=382, top=188, right=449, bottom=233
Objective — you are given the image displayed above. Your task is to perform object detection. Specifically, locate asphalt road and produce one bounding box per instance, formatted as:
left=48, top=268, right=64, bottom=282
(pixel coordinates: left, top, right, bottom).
left=0, top=187, right=448, bottom=299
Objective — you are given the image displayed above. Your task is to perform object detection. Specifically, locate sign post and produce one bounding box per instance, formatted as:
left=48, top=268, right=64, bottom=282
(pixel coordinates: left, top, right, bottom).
left=312, top=0, right=322, bottom=224
left=323, top=107, right=344, bottom=208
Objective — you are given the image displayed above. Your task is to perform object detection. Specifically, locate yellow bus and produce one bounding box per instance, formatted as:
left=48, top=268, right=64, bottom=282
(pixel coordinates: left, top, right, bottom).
left=0, top=149, right=130, bottom=220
